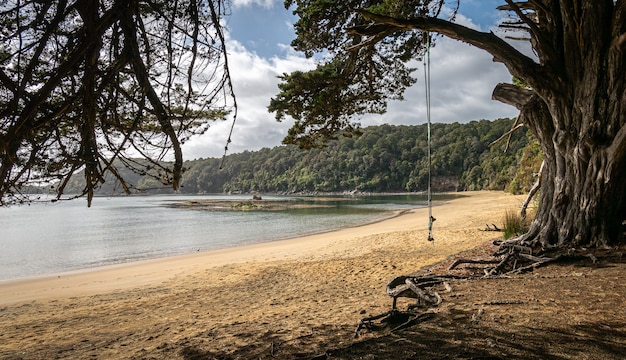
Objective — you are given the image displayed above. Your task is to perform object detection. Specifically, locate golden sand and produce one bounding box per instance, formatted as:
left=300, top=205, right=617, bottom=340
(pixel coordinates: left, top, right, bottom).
left=0, top=191, right=524, bottom=359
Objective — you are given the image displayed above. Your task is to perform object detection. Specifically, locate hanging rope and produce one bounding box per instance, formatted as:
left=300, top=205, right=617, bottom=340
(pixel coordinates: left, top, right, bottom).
left=424, top=33, right=436, bottom=242
left=209, top=0, right=238, bottom=171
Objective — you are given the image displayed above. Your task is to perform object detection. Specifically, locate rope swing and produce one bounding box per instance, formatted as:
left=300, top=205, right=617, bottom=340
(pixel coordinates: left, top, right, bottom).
left=424, top=33, right=436, bottom=243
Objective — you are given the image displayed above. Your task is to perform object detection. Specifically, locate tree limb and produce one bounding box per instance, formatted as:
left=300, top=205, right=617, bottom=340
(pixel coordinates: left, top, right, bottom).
left=489, top=122, right=525, bottom=149
left=500, top=0, right=561, bottom=65
left=352, top=10, right=550, bottom=92
left=121, top=8, right=184, bottom=190
left=521, top=160, right=543, bottom=218
left=491, top=83, right=535, bottom=109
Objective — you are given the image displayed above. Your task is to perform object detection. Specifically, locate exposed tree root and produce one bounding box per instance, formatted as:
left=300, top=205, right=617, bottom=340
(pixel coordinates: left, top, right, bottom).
left=355, top=274, right=464, bottom=337
left=354, top=309, right=436, bottom=338
left=356, top=237, right=612, bottom=337
left=448, top=258, right=500, bottom=270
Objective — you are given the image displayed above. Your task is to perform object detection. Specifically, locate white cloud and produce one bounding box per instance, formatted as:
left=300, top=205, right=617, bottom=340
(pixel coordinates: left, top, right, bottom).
left=232, top=0, right=277, bottom=8
left=363, top=36, right=518, bottom=128
left=182, top=11, right=520, bottom=160
left=454, top=12, right=482, bottom=31
left=181, top=40, right=316, bottom=159
left=354, top=6, right=527, bottom=127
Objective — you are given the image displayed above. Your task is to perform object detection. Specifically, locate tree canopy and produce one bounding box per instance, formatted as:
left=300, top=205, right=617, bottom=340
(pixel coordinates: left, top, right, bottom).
left=0, top=0, right=236, bottom=205
left=270, top=1, right=626, bottom=250
left=269, top=1, right=449, bottom=148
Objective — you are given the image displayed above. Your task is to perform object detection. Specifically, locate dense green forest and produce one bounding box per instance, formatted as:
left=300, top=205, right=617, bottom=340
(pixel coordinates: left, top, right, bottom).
left=64, top=118, right=542, bottom=196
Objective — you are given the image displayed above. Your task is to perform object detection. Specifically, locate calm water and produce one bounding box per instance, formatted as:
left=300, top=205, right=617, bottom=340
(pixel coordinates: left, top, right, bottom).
left=0, top=194, right=442, bottom=281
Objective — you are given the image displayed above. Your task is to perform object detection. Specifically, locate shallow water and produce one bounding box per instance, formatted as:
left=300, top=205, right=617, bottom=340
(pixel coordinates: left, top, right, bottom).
left=0, top=194, right=444, bottom=280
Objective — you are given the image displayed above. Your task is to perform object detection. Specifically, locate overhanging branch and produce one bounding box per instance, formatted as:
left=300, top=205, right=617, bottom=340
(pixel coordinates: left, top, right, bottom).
left=352, top=10, right=550, bottom=92
left=121, top=9, right=183, bottom=190
left=491, top=83, right=535, bottom=110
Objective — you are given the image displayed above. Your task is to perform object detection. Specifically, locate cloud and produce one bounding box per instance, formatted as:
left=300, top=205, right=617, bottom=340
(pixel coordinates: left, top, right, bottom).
left=181, top=40, right=316, bottom=160
left=231, top=0, right=278, bottom=9
left=361, top=36, right=518, bottom=128
left=356, top=10, right=519, bottom=128
left=182, top=9, right=520, bottom=160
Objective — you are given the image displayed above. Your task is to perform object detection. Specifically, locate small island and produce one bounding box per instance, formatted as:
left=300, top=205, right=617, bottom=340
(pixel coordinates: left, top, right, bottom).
left=162, top=197, right=336, bottom=211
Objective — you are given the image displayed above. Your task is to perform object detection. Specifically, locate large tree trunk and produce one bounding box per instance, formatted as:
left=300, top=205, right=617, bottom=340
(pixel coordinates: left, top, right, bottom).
left=530, top=133, right=626, bottom=248
left=492, top=1, right=626, bottom=250
left=494, top=82, right=626, bottom=249
left=440, top=1, right=626, bottom=251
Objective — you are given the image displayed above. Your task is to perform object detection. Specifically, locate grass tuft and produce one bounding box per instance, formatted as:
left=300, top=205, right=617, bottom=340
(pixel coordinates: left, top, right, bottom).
left=503, top=209, right=531, bottom=240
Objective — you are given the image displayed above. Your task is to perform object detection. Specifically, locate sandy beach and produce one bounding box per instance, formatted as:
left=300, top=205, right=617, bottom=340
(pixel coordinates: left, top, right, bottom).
left=0, top=191, right=516, bottom=305
left=3, top=190, right=624, bottom=359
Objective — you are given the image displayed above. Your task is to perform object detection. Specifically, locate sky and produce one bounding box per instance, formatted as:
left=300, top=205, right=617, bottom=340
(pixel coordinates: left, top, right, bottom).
left=182, top=0, right=521, bottom=160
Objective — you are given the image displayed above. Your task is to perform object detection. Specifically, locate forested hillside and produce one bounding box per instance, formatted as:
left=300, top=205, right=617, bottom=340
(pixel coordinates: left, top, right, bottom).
left=65, top=118, right=542, bottom=195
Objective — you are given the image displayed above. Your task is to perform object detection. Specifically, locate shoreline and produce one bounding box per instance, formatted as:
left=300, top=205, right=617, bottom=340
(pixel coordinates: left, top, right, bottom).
left=0, top=190, right=528, bottom=360
left=0, top=205, right=424, bottom=305
left=0, top=193, right=445, bottom=283
left=0, top=191, right=514, bottom=306
left=0, top=204, right=413, bottom=283
left=3, top=190, right=625, bottom=360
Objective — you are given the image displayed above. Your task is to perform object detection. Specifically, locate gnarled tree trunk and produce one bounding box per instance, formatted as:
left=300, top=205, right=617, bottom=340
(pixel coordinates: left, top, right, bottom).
left=494, top=79, right=626, bottom=249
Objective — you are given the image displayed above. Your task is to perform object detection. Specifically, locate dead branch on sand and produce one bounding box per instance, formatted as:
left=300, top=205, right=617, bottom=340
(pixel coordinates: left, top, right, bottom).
left=355, top=235, right=606, bottom=337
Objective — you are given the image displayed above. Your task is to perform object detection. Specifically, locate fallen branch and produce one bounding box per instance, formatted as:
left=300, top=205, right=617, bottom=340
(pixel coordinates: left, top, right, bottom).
left=355, top=309, right=436, bottom=338
left=390, top=312, right=435, bottom=333
left=481, top=223, right=502, bottom=232
left=405, top=278, right=442, bottom=306
left=356, top=275, right=463, bottom=337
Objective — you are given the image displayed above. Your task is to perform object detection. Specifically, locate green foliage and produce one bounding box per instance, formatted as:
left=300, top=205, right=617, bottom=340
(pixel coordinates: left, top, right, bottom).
left=0, top=0, right=234, bottom=205
left=512, top=76, right=532, bottom=89
left=66, top=118, right=540, bottom=196
left=270, top=1, right=451, bottom=148
left=268, top=61, right=367, bottom=149
left=507, top=134, right=543, bottom=194
left=269, top=52, right=415, bottom=149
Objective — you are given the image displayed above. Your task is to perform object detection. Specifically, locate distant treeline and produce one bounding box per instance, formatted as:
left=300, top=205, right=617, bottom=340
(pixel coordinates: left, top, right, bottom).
left=64, top=118, right=542, bottom=196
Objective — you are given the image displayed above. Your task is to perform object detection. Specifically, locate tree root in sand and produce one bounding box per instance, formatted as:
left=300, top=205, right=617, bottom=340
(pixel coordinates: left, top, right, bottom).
left=355, top=274, right=463, bottom=337
left=355, top=237, right=606, bottom=337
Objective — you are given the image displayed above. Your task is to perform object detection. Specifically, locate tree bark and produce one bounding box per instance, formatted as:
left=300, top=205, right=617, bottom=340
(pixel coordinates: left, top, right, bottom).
left=493, top=80, right=626, bottom=249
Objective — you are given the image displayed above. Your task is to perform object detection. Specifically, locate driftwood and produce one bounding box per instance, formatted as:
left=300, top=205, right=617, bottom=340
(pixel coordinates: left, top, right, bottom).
left=481, top=224, right=502, bottom=232
left=354, top=310, right=435, bottom=338
left=355, top=274, right=464, bottom=337
left=386, top=274, right=465, bottom=308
